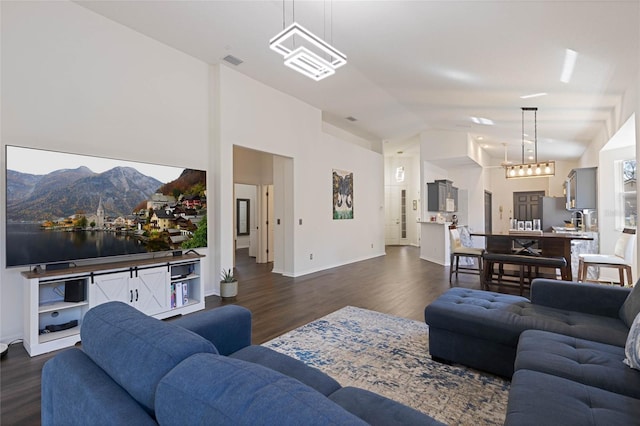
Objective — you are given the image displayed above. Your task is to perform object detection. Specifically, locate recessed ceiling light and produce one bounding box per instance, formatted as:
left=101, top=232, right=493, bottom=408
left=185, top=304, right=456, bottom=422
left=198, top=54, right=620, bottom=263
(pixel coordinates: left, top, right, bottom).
left=520, top=92, right=547, bottom=99
left=470, top=116, right=494, bottom=126
left=561, top=48, right=578, bottom=83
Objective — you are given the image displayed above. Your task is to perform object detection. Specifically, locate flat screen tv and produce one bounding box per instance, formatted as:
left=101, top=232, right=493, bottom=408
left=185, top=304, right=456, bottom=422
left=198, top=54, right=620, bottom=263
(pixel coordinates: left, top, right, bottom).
left=5, top=145, right=207, bottom=268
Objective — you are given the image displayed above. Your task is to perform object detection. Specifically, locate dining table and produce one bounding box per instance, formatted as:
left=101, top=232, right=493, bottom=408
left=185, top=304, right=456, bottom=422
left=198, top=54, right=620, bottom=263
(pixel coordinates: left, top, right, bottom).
left=471, top=231, right=594, bottom=281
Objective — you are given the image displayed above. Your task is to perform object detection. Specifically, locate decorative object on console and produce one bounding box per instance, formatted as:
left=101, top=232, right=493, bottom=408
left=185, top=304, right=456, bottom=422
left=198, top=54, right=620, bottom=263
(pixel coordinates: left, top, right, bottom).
left=505, top=107, right=556, bottom=179
left=220, top=268, right=238, bottom=298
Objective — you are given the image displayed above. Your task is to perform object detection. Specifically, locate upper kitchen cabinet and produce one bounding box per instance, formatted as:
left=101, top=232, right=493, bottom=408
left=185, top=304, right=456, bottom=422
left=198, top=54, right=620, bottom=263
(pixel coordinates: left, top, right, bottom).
left=566, top=167, right=597, bottom=210
left=427, top=179, right=458, bottom=212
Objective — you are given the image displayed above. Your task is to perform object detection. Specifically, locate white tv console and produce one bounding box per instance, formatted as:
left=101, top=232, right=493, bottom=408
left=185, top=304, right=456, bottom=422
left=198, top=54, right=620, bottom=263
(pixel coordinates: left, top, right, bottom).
left=21, top=254, right=205, bottom=357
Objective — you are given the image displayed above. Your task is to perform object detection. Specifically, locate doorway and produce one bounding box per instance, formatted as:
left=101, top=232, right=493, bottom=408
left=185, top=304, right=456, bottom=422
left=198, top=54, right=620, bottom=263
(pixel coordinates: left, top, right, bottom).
left=484, top=191, right=492, bottom=233
left=385, top=186, right=409, bottom=245
left=513, top=191, right=545, bottom=221
left=234, top=146, right=293, bottom=273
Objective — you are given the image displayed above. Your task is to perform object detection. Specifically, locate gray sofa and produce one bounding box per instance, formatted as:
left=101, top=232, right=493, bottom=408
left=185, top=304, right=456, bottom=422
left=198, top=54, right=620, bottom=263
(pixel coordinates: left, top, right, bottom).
left=424, top=279, right=640, bottom=425
left=42, top=301, right=442, bottom=426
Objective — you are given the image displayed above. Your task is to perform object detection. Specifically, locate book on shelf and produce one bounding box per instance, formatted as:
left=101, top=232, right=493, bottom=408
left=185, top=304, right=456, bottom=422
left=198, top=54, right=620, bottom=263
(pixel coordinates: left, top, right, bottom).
left=170, top=282, right=189, bottom=308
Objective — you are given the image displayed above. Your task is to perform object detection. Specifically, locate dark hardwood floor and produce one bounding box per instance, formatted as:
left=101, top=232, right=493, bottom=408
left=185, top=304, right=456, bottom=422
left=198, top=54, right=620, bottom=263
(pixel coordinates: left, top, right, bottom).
left=0, top=246, right=482, bottom=425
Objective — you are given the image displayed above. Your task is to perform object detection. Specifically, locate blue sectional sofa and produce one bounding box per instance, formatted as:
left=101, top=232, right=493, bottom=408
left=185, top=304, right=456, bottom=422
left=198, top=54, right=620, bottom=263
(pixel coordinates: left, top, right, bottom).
left=42, top=302, right=442, bottom=426
left=424, top=279, right=640, bottom=425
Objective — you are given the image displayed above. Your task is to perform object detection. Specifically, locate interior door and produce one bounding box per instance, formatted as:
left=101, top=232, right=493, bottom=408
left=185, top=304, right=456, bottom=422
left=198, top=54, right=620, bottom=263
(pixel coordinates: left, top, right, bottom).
left=385, top=186, right=407, bottom=245
left=484, top=191, right=492, bottom=233
left=257, top=184, right=274, bottom=263
left=513, top=191, right=545, bottom=221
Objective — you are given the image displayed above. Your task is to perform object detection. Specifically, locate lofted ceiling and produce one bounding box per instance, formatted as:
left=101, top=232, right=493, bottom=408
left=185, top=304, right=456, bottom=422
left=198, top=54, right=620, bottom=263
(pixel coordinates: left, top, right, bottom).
left=76, top=1, right=639, bottom=163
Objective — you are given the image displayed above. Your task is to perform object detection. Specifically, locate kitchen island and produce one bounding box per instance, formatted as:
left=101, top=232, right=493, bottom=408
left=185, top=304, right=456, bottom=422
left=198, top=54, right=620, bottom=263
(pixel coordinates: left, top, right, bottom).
left=471, top=231, right=595, bottom=281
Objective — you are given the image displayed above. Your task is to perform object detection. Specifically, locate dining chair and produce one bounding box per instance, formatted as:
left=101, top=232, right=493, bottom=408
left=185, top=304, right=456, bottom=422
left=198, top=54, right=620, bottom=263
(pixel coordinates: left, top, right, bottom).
left=449, top=226, right=484, bottom=285
left=578, top=228, right=636, bottom=286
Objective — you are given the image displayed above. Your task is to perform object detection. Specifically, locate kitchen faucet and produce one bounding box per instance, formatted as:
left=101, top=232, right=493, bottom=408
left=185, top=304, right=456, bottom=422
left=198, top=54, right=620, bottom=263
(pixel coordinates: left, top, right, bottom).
left=572, top=210, right=584, bottom=231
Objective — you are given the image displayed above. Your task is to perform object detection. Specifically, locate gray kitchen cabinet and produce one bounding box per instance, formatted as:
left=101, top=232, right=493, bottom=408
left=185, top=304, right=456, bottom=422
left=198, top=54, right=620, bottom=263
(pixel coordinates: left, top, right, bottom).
left=427, top=180, right=458, bottom=212
left=566, top=167, right=597, bottom=210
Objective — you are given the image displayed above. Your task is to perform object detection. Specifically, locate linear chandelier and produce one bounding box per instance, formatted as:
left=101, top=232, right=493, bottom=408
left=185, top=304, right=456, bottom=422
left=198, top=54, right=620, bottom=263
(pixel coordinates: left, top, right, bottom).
left=505, top=107, right=556, bottom=179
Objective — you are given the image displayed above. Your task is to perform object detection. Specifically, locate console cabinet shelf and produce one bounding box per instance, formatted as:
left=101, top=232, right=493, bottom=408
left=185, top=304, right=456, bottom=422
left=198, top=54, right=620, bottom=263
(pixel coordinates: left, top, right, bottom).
left=21, top=254, right=205, bottom=356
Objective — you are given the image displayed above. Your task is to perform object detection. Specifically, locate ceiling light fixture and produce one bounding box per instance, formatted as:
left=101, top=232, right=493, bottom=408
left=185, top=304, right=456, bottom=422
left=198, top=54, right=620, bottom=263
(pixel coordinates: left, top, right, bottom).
left=470, top=116, right=494, bottom=126
left=269, top=2, right=346, bottom=81
left=560, top=48, right=578, bottom=83
left=520, top=92, right=547, bottom=99
left=505, top=107, right=556, bottom=179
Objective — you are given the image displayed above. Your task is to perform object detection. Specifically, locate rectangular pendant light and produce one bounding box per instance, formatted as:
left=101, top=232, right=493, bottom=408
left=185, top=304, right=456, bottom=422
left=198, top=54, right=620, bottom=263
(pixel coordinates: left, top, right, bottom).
left=270, top=22, right=346, bottom=81
left=505, top=161, right=556, bottom=179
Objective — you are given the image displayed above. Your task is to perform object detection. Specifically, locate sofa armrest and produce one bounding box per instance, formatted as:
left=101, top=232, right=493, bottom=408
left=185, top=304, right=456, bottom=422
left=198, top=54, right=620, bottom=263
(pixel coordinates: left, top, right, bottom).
left=530, top=279, right=630, bottom=318
left=42, top=349, right=156, bottom=426
left=171, top=305, right=252, bottom=355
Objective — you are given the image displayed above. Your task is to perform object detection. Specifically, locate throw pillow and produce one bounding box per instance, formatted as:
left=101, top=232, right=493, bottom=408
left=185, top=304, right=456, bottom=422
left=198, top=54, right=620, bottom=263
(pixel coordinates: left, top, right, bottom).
left=458, top=226, right=473, bottom=248
left=624, top=312, right=640, bottom=370
left=619, top=283, right=640, bottom=328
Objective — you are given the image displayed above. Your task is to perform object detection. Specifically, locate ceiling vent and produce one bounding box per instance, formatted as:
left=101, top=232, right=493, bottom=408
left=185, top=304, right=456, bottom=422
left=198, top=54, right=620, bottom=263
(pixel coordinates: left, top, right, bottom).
left=223, top=55, right=243, bottom=66
left=345, top=116, right=358, bottom=122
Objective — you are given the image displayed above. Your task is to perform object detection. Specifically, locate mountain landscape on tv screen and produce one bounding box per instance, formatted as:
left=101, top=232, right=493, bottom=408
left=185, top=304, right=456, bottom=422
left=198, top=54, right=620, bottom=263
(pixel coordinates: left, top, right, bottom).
left=7, top=166, right=204, bottom=222
left=7, top=166, right=161, bottom=221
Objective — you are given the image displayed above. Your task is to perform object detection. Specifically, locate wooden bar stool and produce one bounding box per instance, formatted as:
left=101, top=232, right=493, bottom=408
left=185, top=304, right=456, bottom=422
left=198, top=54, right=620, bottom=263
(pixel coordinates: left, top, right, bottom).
left=578, top=228, right=636, bottom=286
left=449, top=227, right=484, bottom=285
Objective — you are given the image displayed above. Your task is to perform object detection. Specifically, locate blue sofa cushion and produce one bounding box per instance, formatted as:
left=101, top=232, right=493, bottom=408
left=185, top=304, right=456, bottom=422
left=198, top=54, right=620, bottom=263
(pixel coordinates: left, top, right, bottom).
left=620, top=282, right=640, bottom=328
left=81, top=301, right=217, bottom=415
left=230, top=345, right=341, bottom=396
left=155, top=353, right=368, bottom=425
left=171, top=304, right=252, bottom=356
left=328, top=386, right=445, bottom=426
left=506, top=370, right=640, bottom=426
left=514, top=303, right=629, bottom=346
left=515, top=330, right=640, bottom=399
left=42, top=348, right=157, bottom=426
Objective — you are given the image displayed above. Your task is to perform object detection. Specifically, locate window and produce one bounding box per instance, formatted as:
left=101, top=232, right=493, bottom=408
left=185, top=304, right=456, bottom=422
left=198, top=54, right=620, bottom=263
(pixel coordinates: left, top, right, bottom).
left=620, top=159, right=637, bottom=228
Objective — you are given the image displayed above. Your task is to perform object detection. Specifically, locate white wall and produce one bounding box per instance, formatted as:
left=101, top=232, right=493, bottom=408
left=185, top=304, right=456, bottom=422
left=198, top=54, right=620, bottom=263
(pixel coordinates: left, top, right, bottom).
left=217, top=66, right=385, bottom=277
left=1, top=1, right=211, bottom=343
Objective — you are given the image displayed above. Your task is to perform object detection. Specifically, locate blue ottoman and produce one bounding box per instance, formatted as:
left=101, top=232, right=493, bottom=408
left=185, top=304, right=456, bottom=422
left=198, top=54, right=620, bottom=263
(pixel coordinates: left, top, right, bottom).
left=424, top=288, right=529, bottom=377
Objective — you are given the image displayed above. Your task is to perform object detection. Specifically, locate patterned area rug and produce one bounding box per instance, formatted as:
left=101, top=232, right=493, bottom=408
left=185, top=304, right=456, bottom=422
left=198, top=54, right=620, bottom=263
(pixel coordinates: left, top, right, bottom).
left=264, top=306, right=509, bottom=425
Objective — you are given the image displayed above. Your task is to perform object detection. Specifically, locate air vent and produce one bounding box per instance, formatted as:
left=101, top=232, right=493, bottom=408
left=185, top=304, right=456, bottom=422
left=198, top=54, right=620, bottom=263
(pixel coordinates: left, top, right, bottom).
left=223, top=55, right=243, bottom=66
left=345, top=116, right=357, bottom=122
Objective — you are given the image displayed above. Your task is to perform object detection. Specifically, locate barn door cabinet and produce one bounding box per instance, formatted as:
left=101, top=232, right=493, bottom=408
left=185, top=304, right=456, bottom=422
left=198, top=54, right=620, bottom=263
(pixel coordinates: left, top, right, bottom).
left=21, top=254, right=204, bottom=356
